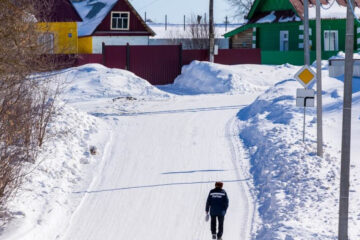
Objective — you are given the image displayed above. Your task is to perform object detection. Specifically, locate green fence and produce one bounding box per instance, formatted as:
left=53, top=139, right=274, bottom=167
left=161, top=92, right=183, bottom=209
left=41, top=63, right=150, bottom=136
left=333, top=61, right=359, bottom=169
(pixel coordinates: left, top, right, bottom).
left=261, top=50, right=339, bottom=65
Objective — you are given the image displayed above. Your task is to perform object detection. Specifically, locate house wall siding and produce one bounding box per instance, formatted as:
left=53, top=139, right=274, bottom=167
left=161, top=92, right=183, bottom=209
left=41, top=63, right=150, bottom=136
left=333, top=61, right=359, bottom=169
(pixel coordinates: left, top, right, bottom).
left=256, top=19, right=359, bottom=65
left=231, top=28, right=253, bottom=49
left=38, top=22, right=78, bottom=54
left=258, top=22, right=302, bottom=51
left=78, top=37, right=93, bottom=54
left=92, top=36, right=149, bottom=53
left=95, top=0, right=150, bottom=35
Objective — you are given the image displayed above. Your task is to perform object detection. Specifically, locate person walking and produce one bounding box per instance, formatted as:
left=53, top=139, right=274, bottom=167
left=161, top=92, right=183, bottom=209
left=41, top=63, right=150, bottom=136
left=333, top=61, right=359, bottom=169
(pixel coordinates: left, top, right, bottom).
left=205, top=182, right=229, bottom=240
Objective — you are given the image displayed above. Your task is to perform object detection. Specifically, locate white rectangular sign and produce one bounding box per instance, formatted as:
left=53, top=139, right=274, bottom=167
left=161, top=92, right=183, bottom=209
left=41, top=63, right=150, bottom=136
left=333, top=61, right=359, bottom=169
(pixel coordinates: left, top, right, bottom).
left=296, top=88, right=315, bottom=107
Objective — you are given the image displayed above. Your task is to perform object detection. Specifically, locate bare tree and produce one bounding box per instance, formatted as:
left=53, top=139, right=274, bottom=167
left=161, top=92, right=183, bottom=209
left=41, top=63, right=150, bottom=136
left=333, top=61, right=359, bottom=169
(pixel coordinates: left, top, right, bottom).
left=0, top=0, right=60, bottom=223
left=227, top=0, right=254, bottom=20
left=186, top=14, right=210, bottom=49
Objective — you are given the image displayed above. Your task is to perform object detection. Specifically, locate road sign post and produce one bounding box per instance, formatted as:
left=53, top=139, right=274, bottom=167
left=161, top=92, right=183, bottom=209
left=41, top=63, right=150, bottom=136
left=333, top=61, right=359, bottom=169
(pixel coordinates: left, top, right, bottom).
left=295, top=66, right=316, bottom=142
left=296, top=88, right=315, bottom=142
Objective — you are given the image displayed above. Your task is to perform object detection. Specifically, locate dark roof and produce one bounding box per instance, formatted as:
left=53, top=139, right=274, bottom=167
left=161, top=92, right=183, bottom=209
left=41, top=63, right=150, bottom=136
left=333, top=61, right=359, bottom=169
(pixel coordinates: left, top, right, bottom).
left=72, top=0, right=154, bottom=37
left=38, top=0, right=82, bottom=22
left=248, top=10, right=299, bottom=24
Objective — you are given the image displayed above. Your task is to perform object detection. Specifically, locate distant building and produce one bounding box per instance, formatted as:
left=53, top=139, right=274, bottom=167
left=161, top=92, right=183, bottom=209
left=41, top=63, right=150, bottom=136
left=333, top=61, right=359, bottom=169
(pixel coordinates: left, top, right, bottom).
left=37, top=0, right=82, bottom=54
left=148, top=23, right=243, bottom=49
left=224, top=0, right=360, bottom=65
left=71, top=0, right=155, bottom=53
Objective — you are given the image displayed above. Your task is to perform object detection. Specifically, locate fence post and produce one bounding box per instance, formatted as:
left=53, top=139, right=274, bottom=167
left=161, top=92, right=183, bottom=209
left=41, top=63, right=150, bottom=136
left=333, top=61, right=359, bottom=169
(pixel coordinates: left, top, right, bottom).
left=179, top=44, right=183, bottom=74
left=126, top=43, right=130, bottom=70
left=102, top=42, right=106, bottom=66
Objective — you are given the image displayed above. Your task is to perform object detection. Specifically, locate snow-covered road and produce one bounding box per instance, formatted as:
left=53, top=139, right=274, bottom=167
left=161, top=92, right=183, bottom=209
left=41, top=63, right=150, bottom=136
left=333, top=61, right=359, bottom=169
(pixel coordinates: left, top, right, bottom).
left=61, top=94, right=257, bottom=240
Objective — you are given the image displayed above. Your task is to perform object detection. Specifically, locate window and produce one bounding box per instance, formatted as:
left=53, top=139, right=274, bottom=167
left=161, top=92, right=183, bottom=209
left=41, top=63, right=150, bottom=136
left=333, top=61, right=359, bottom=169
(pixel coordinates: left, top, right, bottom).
left=324, top=30, right=338, bottom=51
left=38, top=33, right=54, bottom=53
left=280, top=31, right=289, bottom=51
left=111, top=12, right=130, bottom=30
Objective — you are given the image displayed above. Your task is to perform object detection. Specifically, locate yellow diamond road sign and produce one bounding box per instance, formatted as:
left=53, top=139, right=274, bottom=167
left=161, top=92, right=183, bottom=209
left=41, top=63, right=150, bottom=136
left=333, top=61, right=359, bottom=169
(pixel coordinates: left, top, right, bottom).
left=294, top=65, right=316, bottom=88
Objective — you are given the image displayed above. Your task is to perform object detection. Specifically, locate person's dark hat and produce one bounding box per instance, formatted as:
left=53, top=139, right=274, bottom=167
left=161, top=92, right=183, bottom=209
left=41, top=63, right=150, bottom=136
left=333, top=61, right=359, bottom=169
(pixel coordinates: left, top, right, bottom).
left=215, top=182, right=223, bottom=188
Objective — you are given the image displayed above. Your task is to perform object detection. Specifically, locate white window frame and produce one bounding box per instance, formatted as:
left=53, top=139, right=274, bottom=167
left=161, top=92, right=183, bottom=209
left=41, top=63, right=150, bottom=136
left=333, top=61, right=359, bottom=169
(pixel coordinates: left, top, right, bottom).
left=324, top=30, right=338, bottom=51
left=280, top=30, right=289, bottom=51
left=110, top=11, right=130, bottom=30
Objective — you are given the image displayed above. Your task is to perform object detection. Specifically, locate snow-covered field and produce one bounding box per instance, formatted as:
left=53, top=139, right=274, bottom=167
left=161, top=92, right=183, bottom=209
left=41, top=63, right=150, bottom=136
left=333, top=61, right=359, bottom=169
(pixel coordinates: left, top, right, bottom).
left=1, top=60, right=360, bottom=240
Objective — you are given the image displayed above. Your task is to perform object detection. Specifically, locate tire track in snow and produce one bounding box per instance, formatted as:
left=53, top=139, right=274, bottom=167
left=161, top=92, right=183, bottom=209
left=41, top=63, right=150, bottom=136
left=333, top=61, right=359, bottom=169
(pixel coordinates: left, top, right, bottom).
left=226, top=116, right=257, bottom=239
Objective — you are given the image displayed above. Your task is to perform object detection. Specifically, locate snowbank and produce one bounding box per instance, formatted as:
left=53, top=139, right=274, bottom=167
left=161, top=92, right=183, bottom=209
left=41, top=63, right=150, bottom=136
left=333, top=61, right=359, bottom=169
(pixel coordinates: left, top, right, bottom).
left=328, top=51, right=360, bottom=60
left=173, top=61, right=298, bottom=94
left=1, top=103, right=110, bottom=240
left=237, top=67, right=360, bottom=239
left=59, top=64, right=171, bottom=102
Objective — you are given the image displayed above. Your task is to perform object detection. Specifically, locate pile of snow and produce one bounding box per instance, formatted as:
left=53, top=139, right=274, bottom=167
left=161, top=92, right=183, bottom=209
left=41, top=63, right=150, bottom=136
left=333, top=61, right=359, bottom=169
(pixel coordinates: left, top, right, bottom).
left=58, top=64, right=171, bottom=103
left=2, top=104, right=110, bottom=240
left=328, top=51, right=360, bottom=60
left=237, top=65, right=360, bottom=239
left=172, top=61, right=298, bottom=94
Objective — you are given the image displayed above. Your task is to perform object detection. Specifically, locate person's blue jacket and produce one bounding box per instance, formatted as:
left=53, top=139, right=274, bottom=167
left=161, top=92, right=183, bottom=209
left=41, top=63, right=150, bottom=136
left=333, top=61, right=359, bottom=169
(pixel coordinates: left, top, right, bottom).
left=205, top=188, right=229, bottom=216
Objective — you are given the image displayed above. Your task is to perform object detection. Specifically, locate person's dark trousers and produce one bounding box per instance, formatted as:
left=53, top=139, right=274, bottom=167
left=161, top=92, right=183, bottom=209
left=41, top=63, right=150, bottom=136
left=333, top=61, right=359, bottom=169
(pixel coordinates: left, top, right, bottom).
left=211, top=215, right=224, bottom=238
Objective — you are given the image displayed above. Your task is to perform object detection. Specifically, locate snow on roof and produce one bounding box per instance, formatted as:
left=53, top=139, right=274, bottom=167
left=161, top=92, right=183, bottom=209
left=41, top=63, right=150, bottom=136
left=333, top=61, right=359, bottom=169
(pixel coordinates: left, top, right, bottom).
left=256, top=11, right=276, bottom=23
left=72, top=0, right=118, bottom=37
left=308, top=1, right=360, bottom=19
left=148, top=23, right=243, bottom=39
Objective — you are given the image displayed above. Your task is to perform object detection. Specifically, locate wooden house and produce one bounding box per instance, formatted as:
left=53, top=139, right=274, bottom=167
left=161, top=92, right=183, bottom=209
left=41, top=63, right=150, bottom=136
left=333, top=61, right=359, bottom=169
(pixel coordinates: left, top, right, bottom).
left=224, top=0, right=360, bottom=65
left=71, top=0, right=155, bottom=54
left=37, top=0, right=82, bottom=54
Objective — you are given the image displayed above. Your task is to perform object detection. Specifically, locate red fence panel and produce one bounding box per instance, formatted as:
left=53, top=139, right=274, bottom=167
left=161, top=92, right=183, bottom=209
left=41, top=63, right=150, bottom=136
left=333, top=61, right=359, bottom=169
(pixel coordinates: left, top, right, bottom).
left=182, top=50, right=209, bottom=66
left=104, top=45, right=127, bottom=69
left=77, top=54, right=103, bottom=66
left=129, top=45, right=181, bottom=85
left=215, top=49, right=261, bottom=65
left=74, top=46, right=261, bottom=85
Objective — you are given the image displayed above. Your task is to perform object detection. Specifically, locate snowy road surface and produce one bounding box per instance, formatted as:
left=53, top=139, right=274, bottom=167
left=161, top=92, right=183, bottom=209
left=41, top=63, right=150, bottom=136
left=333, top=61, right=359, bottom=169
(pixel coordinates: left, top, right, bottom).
left=62, top=94, right=257, bottom=240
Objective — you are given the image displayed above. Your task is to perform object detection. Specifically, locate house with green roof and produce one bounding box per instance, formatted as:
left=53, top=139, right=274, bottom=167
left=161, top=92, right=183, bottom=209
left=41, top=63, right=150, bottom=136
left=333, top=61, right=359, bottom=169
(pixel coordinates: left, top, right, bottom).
left=224, top=0, right=360, bottom=65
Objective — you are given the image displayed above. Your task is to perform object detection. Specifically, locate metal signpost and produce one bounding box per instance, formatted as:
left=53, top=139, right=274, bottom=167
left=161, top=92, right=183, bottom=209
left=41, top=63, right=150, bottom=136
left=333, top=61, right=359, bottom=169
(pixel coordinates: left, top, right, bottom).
left=294, top=66, right=316, bottom=142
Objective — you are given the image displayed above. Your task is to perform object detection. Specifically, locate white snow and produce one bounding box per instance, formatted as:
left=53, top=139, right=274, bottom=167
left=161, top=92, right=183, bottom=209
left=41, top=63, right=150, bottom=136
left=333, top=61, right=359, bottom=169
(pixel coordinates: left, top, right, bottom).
left=328, top=51, right=360, bottom=60
left=2, top=59, right=360, bottom=240
left=172, top=61, right=297, bottom=94
left=237, top=64, right=360, bottom=239
left=256, top=11, right=277, bottom=24
left=59, top=64, right=171, bottom=102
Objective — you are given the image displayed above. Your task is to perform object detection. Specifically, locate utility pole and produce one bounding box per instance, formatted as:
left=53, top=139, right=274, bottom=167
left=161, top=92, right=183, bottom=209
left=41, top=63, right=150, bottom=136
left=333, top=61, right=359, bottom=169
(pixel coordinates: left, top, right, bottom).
left=316, top=0, right=323, bottom=157
left=304, top=0, right=310, bottom=65
left=184, top=15, right=186, bottom=31
left=145, top=12, right=147, bottom=23
left=165, top=14, right=167, bottom=30
left=225, top=16, right=228, bottom=32
left=209, top=0, right=214, bottom=63
left=338, top=0, right=354, bottom=239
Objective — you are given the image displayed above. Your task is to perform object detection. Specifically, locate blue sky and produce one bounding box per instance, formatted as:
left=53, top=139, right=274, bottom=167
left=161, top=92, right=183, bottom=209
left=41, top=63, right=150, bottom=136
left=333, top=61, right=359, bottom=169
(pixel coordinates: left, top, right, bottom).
left=129, top=0, right=238, bottom=24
